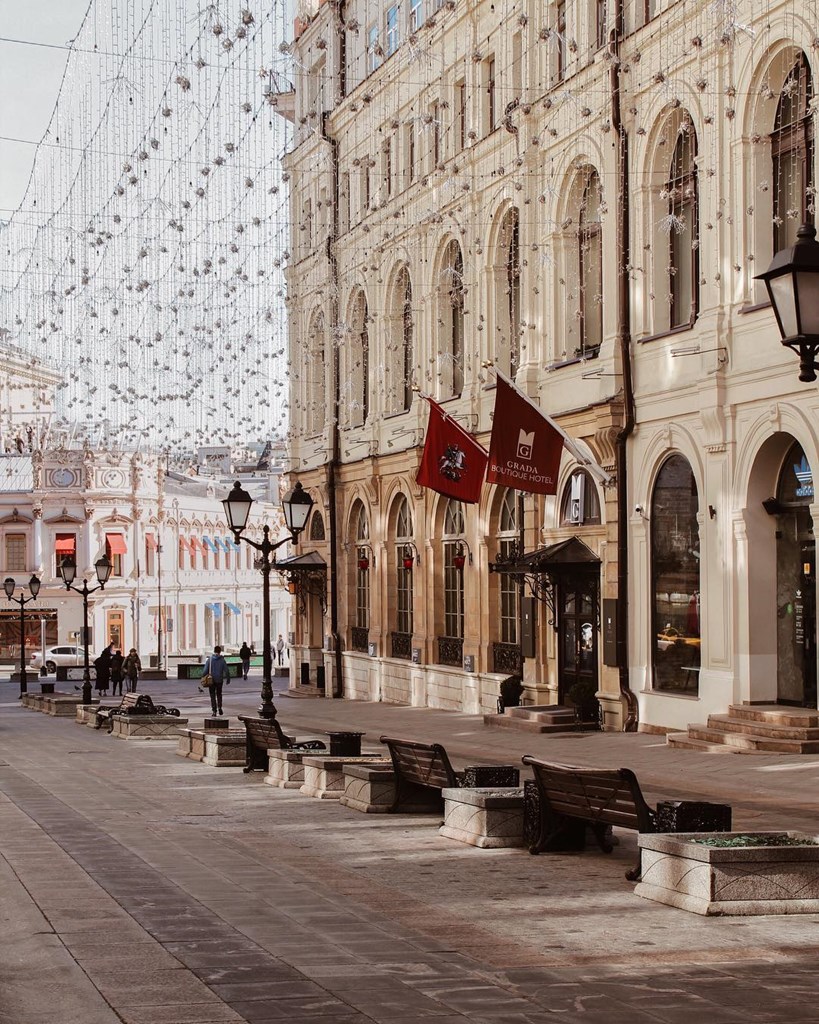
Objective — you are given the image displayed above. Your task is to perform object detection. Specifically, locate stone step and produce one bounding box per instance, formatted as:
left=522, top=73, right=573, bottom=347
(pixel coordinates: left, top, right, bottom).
left=281, top=686, right=325, bottom=699
left=687, top=724, right=819, bottom=754
left=707, top=714, right=819, bottom=741
left=666, top=732, right=739, bottom=753
left=482, top=713, right=580, bottom=734
left=727, top=704, right=819, bottom=728
left=506, top=705, right=576, bottom=726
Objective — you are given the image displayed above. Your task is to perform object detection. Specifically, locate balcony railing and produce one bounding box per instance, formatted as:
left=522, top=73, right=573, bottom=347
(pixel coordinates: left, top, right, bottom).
left=437, top=636, right=463, bottom=667
left=390, top=631, right=412, bottom=660
left=350, top=626, right=369, bottom=653
left=492, top=642, right=522, bottom=675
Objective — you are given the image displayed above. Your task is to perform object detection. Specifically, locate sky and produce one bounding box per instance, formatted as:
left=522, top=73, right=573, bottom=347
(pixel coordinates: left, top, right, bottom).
left=0, top=1, right=90, bottom=217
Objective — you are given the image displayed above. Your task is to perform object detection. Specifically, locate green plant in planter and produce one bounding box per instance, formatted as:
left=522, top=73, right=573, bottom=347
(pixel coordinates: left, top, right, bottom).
left=498, top=674, right=524, bottom=712
left=566, top=679, right=600, bottom=727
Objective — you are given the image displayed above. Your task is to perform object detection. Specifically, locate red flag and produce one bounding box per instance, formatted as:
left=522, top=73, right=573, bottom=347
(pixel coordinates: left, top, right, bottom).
left=416, top=397, right=488, bottom=504
left=486, top=375, right=565, bottom=495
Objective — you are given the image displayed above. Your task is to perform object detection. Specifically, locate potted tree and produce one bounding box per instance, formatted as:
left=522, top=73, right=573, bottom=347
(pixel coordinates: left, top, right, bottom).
left=497, top=674, right=524, bottom=713
left=566, top=679, right=601, bottom=729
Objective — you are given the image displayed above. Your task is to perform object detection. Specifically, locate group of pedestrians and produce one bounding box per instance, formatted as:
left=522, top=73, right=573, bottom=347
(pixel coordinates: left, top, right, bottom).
left=94, top=644, right=141, bottom=696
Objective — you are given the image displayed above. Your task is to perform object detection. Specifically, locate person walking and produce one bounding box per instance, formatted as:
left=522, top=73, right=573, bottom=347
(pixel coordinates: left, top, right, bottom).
left=110, top=649, right=125, bottom=696
left=94, top=645, right=112, bottom=696
left=202, top=645, right=230, bottom=717
left=239, top=641, right=252, bottom=681
left=123, top=648, right=141, bottom=692
left=276, top=634, right=285, bottom=666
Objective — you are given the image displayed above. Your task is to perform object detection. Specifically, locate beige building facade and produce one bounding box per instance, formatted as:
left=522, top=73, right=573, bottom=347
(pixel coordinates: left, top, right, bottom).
left=283, top=0, right=819, bottom=730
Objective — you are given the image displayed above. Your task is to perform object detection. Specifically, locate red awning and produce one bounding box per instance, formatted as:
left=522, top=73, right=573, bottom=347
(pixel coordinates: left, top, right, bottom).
left=106, top=533, right=127, bottom=555
left=145, top=534, right=158, bottom=550
left=189, top=536, right=203, bottom=552
left=55, top=536, right=76, bottom=554
left=179, top=536, right=191, bottom=552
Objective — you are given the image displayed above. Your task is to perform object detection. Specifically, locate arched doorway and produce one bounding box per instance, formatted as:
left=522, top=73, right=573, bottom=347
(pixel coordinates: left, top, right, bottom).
left=774, top=442, right=816, bottom=705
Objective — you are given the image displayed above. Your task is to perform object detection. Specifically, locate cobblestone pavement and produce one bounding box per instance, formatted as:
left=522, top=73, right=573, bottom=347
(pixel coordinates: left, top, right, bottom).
left=3, top=676, right=819, bottom=1023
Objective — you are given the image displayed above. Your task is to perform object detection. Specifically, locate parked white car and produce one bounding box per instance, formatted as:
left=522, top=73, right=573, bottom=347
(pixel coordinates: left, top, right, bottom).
left=30, top=646, right=88, bottom=674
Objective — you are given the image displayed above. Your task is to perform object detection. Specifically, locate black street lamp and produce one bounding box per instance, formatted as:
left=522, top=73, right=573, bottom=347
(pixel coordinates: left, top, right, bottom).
left=4, top=574, right=40, bottom=697
left=755, top=223, right=819, bottom=382
left=58, top=555, right=113, bottom=705
left=223, top=480, right=314, bottom=718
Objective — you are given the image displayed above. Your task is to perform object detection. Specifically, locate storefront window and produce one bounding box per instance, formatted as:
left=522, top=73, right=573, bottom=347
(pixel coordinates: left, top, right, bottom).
left=651, top=455, right=701, bottom=693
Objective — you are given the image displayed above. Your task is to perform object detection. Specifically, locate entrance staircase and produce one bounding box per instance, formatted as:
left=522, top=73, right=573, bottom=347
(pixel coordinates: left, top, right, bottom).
left=667, top=704, right=819, bottom=754
left=483, top=704, right=579, bottom=733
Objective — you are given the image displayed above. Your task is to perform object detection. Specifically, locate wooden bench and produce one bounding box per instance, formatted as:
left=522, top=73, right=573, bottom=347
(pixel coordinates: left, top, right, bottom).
left=521, top=756, right=732, bottom=880
left=379, top=736, right=462, bottom=813
left=95, top=692, right=180, bottom=731
left=238, top=715, right=326, bottom=773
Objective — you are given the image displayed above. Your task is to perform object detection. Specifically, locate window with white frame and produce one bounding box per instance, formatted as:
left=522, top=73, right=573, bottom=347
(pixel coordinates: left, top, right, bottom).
left=5, top=533, right=26, bottom=572
left=772, top=53, right=814, bottom=254
left=560, top=470, right=601, bottom=525
left=443, top=500, right=465, bottom=640
left=395, top=497, right=413, bottom=636
left=578, top=169, right=603, bottom=354
left=368, top=23, right=381, bottom=73
left=410, top=0, right=423, bottom=30
left=354, top=504, right=370, bottom=630
left=386, top=4, right=399, bottom=55
left=439, top=240, right=464, bottom=398
left=455, top=78, right=466, bottom=152
left=667, top=123, right=699, bottom=328
left=497, top=490, right=518, bottom=645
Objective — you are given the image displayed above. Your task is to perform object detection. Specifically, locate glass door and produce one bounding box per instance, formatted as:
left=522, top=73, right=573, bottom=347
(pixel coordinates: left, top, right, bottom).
left=557, top=572, right=598, bottom=703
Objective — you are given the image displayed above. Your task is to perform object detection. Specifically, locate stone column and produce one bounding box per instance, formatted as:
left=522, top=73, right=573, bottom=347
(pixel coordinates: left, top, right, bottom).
left=84, top=507, right=95, bottom=573
left=32, top=506, right=43, bottom=573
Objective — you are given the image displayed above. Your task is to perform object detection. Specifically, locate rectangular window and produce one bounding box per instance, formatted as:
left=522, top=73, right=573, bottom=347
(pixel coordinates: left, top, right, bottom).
left=6, top=533, right=26, bottom=572
left=455, top=79, right=466, bottom=151
left=383, top=139, right=393, bottom=197
left=430, top=100, right=441, bottom=168
left=556, top=3, right=566, bottom=82
left=397, top=563, right=413, bottom=635
left=499, top=539, right=518, bottom=644
left=361, top=165, right=370, bottom=212
left=303, top=198, right=312, bottom=253
left=386, top=5, right=399, bottom=55
left=105, top=533, right=126, bottom=577
left=368, top=24, right=380, bottom=73
left=356, top=551, right=370, bottom=629
left=410, top=0, right=423, bottom=31
left=55, top=533, right=76, bottom=573
left=188, top=604, right=197, bottom=649
left=596, top=0, right=607, bottom=49
left=485, top=57, right=496, bottom=133
left=340, top=171, right=350, bottom=233
left=405, top=123, right=415, bottom=185
left=444, top=544, right=465, bottom=639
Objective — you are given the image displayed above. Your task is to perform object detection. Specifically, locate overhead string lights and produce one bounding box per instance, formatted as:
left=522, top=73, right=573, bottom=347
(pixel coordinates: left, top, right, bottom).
left=0, top=0, right=294, bottom=452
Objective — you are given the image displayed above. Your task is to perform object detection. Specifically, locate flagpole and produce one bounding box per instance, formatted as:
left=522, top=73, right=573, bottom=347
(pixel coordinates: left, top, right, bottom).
left=489, top=367, right=612, bottom=486
left=418, top=392, right=488, bottom=451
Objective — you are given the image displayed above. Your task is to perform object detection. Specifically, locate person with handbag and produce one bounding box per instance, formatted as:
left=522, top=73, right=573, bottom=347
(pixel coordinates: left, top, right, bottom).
left=201, top=645, right=230, bottom=716
left=123, top=649, right=141, bottom=693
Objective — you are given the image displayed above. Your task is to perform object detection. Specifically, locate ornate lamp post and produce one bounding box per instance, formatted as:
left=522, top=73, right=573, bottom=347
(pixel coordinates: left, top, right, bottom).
left=755, top=223, right=819, bottom=382
left=222, top=480, right=314, bottom=718
left=3, top=574, right=40, bottom=697
left=58, top=555, right=113, bottom=704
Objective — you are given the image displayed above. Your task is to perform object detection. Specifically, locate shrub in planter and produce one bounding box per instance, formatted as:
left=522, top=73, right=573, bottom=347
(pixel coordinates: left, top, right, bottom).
left=566, top=679, right=600, bottom=727
left=498, top=674, right=524, bottom=712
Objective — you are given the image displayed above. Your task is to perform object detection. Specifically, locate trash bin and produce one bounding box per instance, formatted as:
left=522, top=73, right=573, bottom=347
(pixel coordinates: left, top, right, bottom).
left=316, top=665, right=325, bottom=690
left=327, top=731, right=365, bottom=756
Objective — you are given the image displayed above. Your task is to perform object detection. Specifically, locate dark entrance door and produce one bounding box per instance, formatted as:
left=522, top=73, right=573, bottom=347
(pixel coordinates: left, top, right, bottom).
left=775, top=442, right=817, bottom=707
left=557, top=571, right=599, bottom=704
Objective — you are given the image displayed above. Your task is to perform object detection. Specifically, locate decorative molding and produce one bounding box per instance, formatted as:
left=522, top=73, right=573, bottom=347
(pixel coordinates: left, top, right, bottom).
left=44, top=508, right=84, bottom=524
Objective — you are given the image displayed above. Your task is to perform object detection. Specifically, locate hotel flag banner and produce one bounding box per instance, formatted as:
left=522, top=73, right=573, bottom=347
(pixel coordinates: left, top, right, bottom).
left=486, top=370, right=612, bottom=496
left=416, top=395, right=488, bottom=504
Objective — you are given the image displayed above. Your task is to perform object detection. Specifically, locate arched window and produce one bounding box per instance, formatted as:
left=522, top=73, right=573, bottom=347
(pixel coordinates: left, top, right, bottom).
left=309, top=510, right=326, bottom=541
left=307, top=313, right=326, bottom=434
left=495, top=208, right=521, bottom=377
left=354, top=503, right=370, bottom=633
left=560, top=470, right=601, bottom=526
left=772, top=53, right=814, bottom=254
left=667, top=124, right=699, bottom=328
left=394, top=496, right=413, bottom=647
left=441, top=500, right=465, bottom=660
left=439, top=241, right=464, bottom=398
left=578, top=169, right=603, bottom=354
left=498, top=489, right=519, bottom=646
left=349, top=292, right=369, bottom=427
left=387, top=268, right=413, bottom=414
left=651, top=455, right=700, bottom=693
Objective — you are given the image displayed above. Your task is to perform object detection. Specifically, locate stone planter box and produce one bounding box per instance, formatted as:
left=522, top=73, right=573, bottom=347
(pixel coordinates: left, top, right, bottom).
left=300, top=754, right=390, bottom=800
left=339, top=763, right=397, bottom=813
left=76, top=704, right=102, bottom=725
left=44, top=696, right=85, bottom=717
left=265, top=749, right=314, bottom=790
left=440, top=787, right=525, bottom=849
left=636, top=832, right=819, bottom=915
left=110, top=715, right=188, bottom=740
left=177, top=727, right=245, bottom=766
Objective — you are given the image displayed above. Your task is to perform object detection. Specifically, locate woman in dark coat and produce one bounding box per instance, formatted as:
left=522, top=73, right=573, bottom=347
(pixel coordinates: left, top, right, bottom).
left=94, top=646, right=112, bottom=695
left=110, top=649, right=125, bottom=696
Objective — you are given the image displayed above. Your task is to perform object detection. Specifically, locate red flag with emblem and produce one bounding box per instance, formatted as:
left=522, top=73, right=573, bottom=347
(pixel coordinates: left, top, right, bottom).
left=486, top=374, right=565, bottom=495
left=416, top=397, right=488, bottom=504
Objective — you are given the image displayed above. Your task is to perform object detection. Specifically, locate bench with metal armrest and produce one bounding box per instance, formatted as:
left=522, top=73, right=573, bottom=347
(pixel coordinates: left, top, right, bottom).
left=238, top=714, right=326, bottom=773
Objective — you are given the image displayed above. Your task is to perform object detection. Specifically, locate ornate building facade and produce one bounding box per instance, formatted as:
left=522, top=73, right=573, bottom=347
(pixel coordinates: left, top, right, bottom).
left=283, top=0, right=819, bottom=730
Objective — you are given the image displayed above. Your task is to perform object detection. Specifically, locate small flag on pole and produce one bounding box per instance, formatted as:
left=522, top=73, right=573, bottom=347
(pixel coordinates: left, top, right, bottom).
left=416, top=396, right=488, bottom=504
left=486, top=373, right=565, bottom=496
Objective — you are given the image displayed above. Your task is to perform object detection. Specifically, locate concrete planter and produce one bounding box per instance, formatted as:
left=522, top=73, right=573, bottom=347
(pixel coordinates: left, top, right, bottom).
left=265, top=749, right=312, bottom=789
left=439, top=787, right=525, bottom=849
left=300, top=754, right=390, bottom=800
left=339, top=763, right=397, bottom=813
left=44, top=696, right=85, bottom=717
left=177, top=727, right=245, bottom=766
left=110, top=715, right=188, bottom=740
left=636, top=832, right=819, bottom=915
